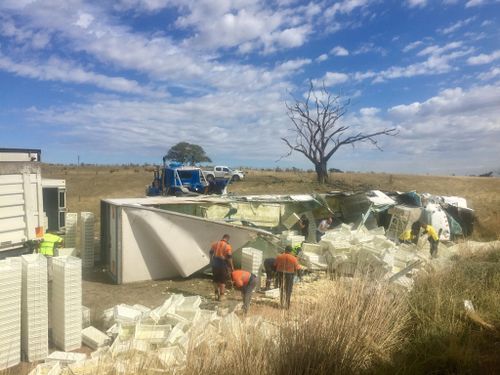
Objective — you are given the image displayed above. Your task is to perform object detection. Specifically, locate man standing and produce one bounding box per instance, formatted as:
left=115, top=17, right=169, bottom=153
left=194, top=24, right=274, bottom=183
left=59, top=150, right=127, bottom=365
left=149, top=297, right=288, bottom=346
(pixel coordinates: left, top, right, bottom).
left=209, top=234, right=234, bottom=301
left=231, top=270, right=257, bottom=314
left=275, top=245, right=302, bottom=309
left=297, top=214, right=310, bottom=239
left=263, top=257, right=277, bottom=290
left=39, top=232, right=63, bottom=281
left=420, top=222, right=440, bottom=258
left=316, top=216, right=333, bottom=242
left=39, top=232, right=63, bottom=257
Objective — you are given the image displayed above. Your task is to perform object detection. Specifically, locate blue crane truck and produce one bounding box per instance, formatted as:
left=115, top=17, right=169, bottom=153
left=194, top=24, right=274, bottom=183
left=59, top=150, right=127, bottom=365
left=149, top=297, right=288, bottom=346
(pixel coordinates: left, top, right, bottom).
left=147, top=162, right=230, bottom=196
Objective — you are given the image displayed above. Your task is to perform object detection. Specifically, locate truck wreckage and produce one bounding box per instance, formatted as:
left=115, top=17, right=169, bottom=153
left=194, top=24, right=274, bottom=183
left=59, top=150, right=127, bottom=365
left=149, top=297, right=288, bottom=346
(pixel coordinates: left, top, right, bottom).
left=100, top=190, right=474, bottom=284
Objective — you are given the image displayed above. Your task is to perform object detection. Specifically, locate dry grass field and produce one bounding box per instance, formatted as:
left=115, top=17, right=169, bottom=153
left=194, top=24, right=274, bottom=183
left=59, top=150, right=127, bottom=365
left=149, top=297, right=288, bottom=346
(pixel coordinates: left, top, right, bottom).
left=42, top=164, right=500, bottom=240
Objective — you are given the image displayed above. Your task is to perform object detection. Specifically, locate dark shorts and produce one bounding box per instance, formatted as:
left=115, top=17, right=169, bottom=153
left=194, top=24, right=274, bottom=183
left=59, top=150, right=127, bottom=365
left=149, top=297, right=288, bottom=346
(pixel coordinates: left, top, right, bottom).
left=212, top=266, right=227, bottom=284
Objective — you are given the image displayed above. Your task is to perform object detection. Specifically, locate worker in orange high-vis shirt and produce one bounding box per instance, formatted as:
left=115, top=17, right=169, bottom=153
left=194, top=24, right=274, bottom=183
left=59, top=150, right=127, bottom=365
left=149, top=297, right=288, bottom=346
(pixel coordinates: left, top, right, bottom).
left=275, top=245, right=302, bottom=309
left=231, top=269, right=257, bottom=314
left=209, top=234, right=234, bottom=301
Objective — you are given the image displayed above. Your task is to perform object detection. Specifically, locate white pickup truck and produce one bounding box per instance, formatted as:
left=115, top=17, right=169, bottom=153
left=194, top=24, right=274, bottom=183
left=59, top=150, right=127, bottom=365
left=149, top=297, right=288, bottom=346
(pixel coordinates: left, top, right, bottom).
left=203, top=166, right=245, bottom=182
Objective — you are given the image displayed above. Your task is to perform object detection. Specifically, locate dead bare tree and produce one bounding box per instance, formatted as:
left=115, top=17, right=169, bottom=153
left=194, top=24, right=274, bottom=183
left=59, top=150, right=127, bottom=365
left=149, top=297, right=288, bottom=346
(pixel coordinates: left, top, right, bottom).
left=282, top=80, right=398, bottom=184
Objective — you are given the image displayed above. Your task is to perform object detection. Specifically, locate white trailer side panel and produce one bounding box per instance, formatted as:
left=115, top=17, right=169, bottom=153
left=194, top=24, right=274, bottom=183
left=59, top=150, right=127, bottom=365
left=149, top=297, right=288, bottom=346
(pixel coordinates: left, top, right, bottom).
left=102, top=200, right=275, bottom=284
left=0, top=163, right=44, bottom=253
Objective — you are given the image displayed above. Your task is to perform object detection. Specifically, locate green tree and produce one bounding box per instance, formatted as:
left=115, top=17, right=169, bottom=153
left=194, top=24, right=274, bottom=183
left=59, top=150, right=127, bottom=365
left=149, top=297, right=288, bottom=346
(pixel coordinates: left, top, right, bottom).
left=164, top=142, right=212, bottom=165
left=282, top=81, right=398, bottom=184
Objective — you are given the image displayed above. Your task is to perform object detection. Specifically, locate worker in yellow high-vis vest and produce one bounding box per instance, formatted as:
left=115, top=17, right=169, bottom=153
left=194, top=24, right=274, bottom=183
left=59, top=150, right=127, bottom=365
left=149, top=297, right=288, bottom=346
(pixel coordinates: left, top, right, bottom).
left=39, top=232, right=63, bottom=256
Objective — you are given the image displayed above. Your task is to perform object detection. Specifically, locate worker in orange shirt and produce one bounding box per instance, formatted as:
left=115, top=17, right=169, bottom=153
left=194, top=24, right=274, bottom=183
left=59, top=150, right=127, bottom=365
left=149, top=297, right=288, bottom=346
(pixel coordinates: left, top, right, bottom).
left=210, top=234, right=234, bottom=301
left=275, top=245, right=302, bottom=309
left=231, top=269, right=257, bottom=314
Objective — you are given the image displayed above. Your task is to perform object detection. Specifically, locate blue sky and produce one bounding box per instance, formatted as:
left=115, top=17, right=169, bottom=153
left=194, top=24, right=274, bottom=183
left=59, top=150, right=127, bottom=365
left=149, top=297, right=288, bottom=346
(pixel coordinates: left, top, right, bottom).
left=0, top=0, right=499, bottom=175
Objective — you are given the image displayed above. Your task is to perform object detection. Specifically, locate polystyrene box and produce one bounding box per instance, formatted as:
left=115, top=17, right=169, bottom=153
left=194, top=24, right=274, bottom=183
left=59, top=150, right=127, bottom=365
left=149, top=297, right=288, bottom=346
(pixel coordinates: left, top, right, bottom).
left=82, top=326, right=110, bottom=349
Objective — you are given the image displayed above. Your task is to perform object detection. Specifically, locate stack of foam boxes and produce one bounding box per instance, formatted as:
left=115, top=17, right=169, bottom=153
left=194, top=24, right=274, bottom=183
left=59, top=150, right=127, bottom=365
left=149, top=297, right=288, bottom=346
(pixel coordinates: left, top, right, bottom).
left=52, top=256, right=82, bottom=351
left=64, top=213, right=78, bottom=249
left=241, top=247, right=263, bottom=290
left=80, top=212, right=95, bottom=269
left=21, top=254, right=48, bottom=362
left=0, top=258, right=22, bottom=371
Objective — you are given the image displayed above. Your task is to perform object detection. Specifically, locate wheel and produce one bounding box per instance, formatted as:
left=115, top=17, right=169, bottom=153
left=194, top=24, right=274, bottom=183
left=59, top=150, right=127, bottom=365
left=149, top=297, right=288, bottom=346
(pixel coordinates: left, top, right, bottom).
left=206, top=174, right=215, bottom=182
left=231, top=175, right=240, bottom=182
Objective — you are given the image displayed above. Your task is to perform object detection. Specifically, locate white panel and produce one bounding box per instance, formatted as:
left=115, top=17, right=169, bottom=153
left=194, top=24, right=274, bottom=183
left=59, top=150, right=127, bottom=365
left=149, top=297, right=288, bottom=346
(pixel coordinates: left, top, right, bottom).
left=0, top=194, right=24, bottom=207
left=0, top=184, right=23, bottom=196
left=0, top=205, right=25, bottom=220
left=120, top=206, right=266, bottom=283
left=0, top=229, right=26, bottom=244
left=0, top=174, right=23, bottom=184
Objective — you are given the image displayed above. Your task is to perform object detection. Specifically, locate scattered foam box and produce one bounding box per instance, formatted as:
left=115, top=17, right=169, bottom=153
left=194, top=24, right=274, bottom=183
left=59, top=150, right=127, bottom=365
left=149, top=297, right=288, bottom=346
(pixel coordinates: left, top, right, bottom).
left=301, top=243, right=322, bottom=254
left=264, top=288, right=280, bottom=298
left=45, top=351, right=87, bottom=366
left=241, top=247, right=263, bottom=274
left=82, top=326, right=110, bottom=350
left=28, top=361, right=61, bottom=375
left=283, top=212, right=300, bottom=229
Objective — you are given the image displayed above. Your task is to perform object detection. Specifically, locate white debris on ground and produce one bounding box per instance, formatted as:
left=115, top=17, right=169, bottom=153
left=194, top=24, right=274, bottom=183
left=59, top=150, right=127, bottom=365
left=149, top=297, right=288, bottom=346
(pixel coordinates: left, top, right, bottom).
left=295, top=223, right=453, bottom=290
left=27, top=293, right=277, bottom=375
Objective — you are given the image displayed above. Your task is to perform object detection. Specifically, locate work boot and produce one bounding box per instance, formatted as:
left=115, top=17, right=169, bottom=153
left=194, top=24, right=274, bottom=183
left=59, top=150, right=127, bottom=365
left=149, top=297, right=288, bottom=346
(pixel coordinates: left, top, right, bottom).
left=215, top=289, right=220, bottom=301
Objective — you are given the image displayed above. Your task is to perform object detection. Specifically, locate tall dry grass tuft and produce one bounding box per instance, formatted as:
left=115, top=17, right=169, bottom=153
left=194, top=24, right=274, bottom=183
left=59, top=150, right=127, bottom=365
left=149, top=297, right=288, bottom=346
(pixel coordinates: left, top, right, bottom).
left=274, top=278, right=409, bottom=375
left=182, top=277, right=409, bottom=375
left=386, top=242, right=500, bottom=374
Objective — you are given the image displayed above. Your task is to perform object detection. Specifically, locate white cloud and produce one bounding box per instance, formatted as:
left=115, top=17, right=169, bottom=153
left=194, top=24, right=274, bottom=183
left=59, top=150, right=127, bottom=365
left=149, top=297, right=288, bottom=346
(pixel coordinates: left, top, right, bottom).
left=173, top=0, right=316, bottom=53
left=331, top=46, right=349, bottom=56
left=402, top=40, right=423, bottom=53
left=417, top=41, right=463, bottom=56
left=381, top=84, right=500, bottom=172
left=269, top=25, right=311, bottom=50
left=0, top=54, right=161, bottom=96
left=359, top=107, right=380, bottom=116
left=465, top=0, right=486, bottom=7
left=74, top=12, right=94, bottom=29
left=325, top=0, right=372, bottom=18
left=353, top=42, right=387, bottom=56
left=478, top=67, right=500, bottom=80
left=29, top=89, right=292, bottom=162
left=316, top=54, right=328, bottom=62
left=114, top=0, right=171, bottom=12
left=354, top=42, right=472, bottom=83
left=406, top=0, right=428, bottom=8
left=320, top=72, right=350, bottom=86
left=438, top=17, right=475, bottom=34
left=467, top=50, right=500, bottom=65
left=388, top=84, right=500, bottom=118
left=275, top=58, right=312, bottom=73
